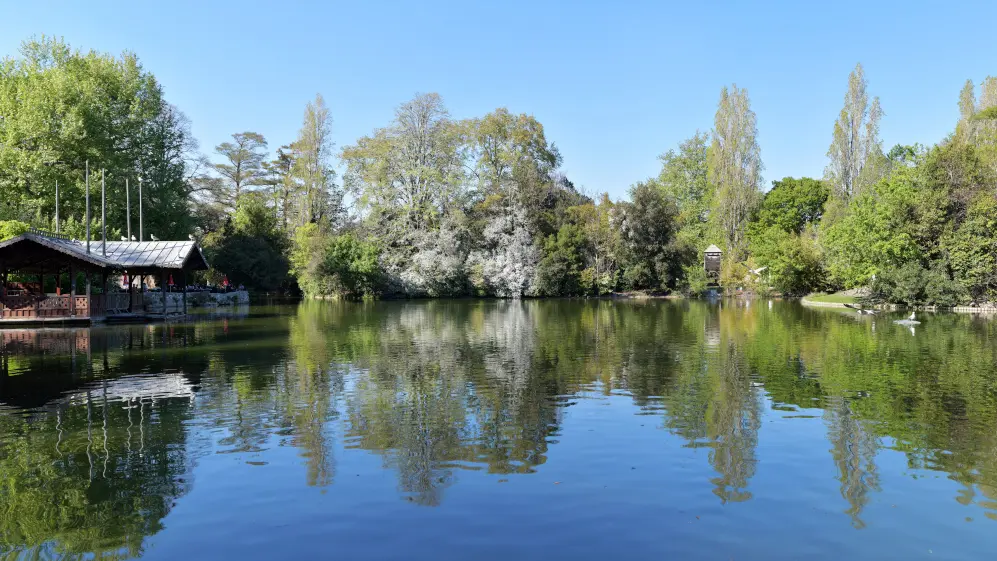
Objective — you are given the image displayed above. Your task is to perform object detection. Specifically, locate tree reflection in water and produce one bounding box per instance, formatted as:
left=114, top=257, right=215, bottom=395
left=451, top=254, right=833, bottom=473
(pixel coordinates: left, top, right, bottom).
left=2, top=301, right=997, bottom=557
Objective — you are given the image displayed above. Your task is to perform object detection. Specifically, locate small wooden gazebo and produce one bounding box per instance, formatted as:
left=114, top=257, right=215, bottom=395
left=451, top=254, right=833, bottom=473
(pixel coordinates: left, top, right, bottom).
left=0, top=229, right=208, bottom=324
left=704, top=244, right=722, bottom=285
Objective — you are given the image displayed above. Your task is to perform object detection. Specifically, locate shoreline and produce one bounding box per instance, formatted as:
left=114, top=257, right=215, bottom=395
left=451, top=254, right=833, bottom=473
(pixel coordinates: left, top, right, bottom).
left=299, top=292, right=997, bottom=315
left=800, top=297, right=997, bottom=314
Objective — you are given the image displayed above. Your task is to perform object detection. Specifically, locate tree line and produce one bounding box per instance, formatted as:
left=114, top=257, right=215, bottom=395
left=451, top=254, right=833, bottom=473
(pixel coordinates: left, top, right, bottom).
left=2, top=37, right=996, bottom=304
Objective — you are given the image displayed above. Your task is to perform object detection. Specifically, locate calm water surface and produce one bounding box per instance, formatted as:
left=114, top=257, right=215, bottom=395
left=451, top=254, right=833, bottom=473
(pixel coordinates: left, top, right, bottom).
left=1, top=300, right=997, bottom=560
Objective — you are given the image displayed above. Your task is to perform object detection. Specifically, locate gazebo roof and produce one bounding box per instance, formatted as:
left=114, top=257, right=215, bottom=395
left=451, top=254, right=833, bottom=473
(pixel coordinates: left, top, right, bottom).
left=0, top=231, right=209, bottom=273
left=705, top=244, right=722, bottom=254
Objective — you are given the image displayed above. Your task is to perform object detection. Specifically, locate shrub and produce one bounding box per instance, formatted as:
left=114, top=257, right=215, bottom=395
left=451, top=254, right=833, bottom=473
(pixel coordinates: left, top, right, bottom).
left=872, top=260, right=966, bottom=306
left=535, top=224, right=587, bottom=296
left=318, top=234, right=384, bottom=297
left=0, top=220, right=31, bottom=241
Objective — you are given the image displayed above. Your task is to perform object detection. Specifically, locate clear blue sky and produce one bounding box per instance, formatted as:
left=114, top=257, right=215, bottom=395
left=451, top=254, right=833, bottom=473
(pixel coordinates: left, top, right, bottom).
left=2, top=0, right=995, bottom=199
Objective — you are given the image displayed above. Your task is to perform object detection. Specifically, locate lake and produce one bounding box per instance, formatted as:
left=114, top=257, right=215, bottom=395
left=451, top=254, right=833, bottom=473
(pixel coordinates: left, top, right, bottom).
left=1, top=300, right=996, bottom=560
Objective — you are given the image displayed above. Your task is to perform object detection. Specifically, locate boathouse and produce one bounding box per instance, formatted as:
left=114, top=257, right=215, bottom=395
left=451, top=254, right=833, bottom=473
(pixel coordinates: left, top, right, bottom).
left=0, top=229, right=208, bottom=324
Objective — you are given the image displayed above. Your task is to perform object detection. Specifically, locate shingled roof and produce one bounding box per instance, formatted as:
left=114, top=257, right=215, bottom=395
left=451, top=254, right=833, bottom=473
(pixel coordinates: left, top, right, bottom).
left=0, top=231, right=209, bottom=272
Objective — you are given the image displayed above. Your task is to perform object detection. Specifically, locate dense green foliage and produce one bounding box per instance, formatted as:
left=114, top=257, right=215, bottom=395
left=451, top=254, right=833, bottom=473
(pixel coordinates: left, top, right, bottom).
left=746, top=177, right=830, bottom=295
left=535, top=224, right=588, bottom=296
left=0, top=220, right=30, bottom=241
left=202, top=193, right=291, bottom=291
left=817, top=139, right=997, bottom=304
left=317, top=234, right=383, bottom=297
left=0, top=37, right=195, bottom=240
left=3, top=36, right=995, bottom=304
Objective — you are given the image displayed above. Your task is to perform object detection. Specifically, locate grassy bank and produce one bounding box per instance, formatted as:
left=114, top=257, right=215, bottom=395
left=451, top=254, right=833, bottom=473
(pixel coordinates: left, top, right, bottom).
left=804, top=292, right=859, bottom=305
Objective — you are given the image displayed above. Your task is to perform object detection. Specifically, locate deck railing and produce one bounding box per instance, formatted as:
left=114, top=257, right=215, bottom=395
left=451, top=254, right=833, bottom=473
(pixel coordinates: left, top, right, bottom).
left=1, top=294, right=76, bottom=319
left=2, top=292, right=147, bottom=319
left=1, top=294, right=102, bottom=319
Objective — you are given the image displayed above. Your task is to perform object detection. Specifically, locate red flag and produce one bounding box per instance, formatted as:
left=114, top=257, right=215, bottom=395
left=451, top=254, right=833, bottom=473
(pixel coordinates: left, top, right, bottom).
left=222, top=276, right=230, bottom=287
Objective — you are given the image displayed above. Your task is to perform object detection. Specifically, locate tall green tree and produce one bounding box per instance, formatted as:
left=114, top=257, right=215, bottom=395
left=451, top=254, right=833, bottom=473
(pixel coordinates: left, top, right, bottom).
left=469, top=107, right=561, bottom=198
left=0, top=36, right=196, bottom=238
left=614, top=181, right=679, bottom=290
left=957, top=79, right=977, bottom=139
left=659, top=132, right=712, bottom=247
left=752, top=177, right=829, bottom=235
left=535, top=224, right=588, bottom=296
left=290, top=94, right=340, bottom=228
left=820, top=166, right=925, bottom=288
left=260, top=145, right=297, bottom=230
left=212, top=132, right=268, bottom=209
left=747, top=177, right=829, bottom=295
left=343, top=93, right=466, bottom=237
left=708, top=85, right=762, bottom=260
left=825, top=63, right=885, bottom=200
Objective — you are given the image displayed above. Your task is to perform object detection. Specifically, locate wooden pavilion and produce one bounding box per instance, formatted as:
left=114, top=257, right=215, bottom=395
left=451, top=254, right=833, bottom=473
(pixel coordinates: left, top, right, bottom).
left=0, top=229, right=208, bottom=325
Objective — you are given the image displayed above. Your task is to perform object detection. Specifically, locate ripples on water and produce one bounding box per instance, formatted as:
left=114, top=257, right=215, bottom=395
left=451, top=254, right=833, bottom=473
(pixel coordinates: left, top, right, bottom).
left=1, top=300, right=996, bottom=560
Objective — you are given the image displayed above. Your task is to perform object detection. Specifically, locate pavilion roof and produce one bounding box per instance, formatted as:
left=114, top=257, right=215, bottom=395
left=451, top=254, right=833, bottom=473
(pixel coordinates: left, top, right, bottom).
left=100, top=240, right=208, bottom=270
left=0, top=230, right=209, bottom=273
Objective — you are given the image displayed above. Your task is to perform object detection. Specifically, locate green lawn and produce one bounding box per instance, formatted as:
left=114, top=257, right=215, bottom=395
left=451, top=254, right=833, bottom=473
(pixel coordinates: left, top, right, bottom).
left=805, top=292, right=859, bottom=305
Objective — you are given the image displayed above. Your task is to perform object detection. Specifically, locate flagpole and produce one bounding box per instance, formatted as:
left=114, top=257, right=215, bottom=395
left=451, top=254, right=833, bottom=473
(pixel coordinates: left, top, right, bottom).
left=138, top=177, right=143, bottom=242
left=101, top=169, right=107, bottom=257
left=126, top=178, right=131, bottom=240
left=85, top=161, right=91, bottom=254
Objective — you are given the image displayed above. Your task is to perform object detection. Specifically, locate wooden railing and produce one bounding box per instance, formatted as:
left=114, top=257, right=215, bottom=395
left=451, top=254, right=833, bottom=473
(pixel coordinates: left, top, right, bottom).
left=37, top=295, right=72, bottom=317
left=2, top=294, right=95, bottom=319
left=1, top=292, right=148, bottom=320
left=74, top=296, right=90, bottom=316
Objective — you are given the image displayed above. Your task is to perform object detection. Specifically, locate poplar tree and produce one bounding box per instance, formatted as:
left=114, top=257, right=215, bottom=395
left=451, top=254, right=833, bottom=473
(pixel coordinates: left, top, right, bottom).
left=708, top=85, right=762, bottom=259
left=825, top=63, right=885, bottom=200
left=957, top=79, right=977, bottom=135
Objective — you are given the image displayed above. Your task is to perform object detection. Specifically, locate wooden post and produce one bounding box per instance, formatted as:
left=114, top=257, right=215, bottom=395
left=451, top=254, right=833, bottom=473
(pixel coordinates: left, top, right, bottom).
left=181, top=269, right=188, bottom=316
left=101, top=271, right=108, bottom=317
left=0, top=259, right=5, bottom=318
left=70, top=263, right=76, bottom=317
left=128, top=272, right=134, bottom=313
left=85, top=271, right=91, bottom=318
left=160, top=269, right=167, bottom=317
left=36, top=265, right=43, bottom=317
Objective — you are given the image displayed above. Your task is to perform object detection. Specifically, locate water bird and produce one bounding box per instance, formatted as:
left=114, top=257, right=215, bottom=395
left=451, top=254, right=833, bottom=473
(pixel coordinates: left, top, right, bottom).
left=130, top=235, right=136, bottom=241
left=188, top=234, right=195, bottom=241
left=894, top=312, right=921, bottom=325
left=844, top=303, right=877, bottom=315
left=120, top=236, right=128, bottom=241
left=150, top=234, right=159, bottom=241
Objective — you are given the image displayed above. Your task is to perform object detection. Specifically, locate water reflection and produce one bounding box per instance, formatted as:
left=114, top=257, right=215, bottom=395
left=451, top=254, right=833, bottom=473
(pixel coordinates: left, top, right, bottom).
left=1, top=301, right=997, bottom=557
